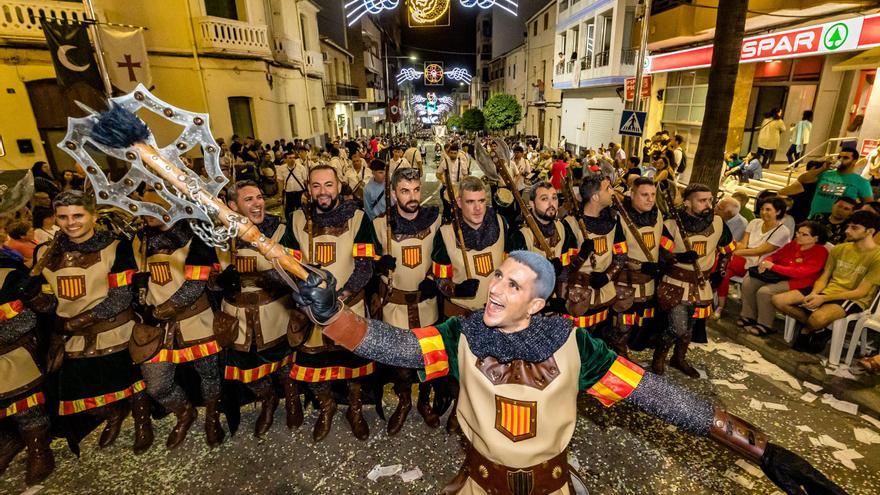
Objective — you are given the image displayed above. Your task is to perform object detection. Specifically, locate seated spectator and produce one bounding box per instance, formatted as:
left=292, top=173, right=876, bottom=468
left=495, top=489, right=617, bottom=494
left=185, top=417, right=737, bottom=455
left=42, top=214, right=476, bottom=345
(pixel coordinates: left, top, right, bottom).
left=716, top=197, right=748, bottom=242
left=811, top=196, right=856, bottom=244
left=732, top=190, right=755, bottom=221
left=3, top=221, right=36, bottom=266
left=724, top=151, right=762, bottom=182
left=32, top=207, right=58, bottom=245
left=738, top=221, right=829, bottom=335
left=715, top=197, right=790, bottom=318
left=798, top=147, right=872, bottom=218
left=772, top=211, right=880, bottom=353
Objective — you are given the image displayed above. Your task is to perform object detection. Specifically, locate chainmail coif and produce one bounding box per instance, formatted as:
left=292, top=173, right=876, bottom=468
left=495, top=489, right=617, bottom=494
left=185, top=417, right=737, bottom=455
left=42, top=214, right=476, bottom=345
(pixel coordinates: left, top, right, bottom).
left=460, top=311, right=573, bottom=363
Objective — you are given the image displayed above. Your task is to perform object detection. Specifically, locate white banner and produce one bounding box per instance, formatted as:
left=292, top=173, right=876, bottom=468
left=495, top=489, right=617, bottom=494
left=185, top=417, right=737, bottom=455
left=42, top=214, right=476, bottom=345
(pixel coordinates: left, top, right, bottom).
left=98, top=26, right=152, bottom=93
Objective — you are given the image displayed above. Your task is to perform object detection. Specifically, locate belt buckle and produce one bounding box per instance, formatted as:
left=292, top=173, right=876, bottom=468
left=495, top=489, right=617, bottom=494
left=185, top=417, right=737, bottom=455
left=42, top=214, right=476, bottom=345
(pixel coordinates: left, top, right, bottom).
left=507, top=469, right=534, bottom=495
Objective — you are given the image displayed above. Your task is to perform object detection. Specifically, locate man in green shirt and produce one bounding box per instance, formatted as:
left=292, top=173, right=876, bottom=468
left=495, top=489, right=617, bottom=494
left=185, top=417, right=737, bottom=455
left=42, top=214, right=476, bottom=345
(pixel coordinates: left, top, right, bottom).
left=799, top=147, right=872, bottom=218
left=773, top=210, right=880, bottom=352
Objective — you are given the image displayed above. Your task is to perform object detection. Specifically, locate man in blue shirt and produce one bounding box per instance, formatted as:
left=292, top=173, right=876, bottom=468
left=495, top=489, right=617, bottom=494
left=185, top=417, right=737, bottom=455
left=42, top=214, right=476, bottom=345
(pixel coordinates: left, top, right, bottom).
left=363, top=159, right=387, bottom=221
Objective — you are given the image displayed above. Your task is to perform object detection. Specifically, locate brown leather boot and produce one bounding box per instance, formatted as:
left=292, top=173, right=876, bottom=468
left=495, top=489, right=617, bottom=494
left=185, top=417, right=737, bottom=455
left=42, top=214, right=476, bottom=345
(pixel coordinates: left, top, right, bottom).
left=203, top=399, right=225, bottom=448
left=651, top=340, right=673, bottom=375
left=345, top=381, right=369, bottom=441
left=0, top=431, right=24, bottom=476
left=416, top=383, right=440, bottom=428
left=386, top=383, right=412, bottom=436
left=312, top=387, right=337, bottom=442
left=131, top=393, right=154, bottom=455
left=165, top=399, right=197, bottom=450
left=446, top=404, right=460, bottom=434
left=96, top=402, right=129, bottom=448
left=253, top=388, right=279, bottom=438
left=671, top=337, right=700, bottom=378
left=20, top=425, right=54, bottom=486
left=282, top=378, right=303, bottom=430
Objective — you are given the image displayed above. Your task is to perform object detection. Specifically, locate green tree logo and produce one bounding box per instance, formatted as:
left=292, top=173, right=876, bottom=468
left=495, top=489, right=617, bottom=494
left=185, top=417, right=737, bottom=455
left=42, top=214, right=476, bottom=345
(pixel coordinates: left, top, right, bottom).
left=823, top=23, right=849, bottom=51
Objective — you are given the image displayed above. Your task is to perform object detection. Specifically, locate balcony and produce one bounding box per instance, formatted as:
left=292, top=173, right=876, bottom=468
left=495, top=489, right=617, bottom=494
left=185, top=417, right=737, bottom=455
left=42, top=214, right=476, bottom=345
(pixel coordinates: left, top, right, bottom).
left=193, top=16, right=271, bottom=58
left=594, top=51, right=610, bottom=68
left=365, top=87, right=385, bottom=103
left=621, top=48, right=637, bottom=66
left=324, top=83, right=360, bottom=101
left=273, top=36, right=303, bottom=67
left=580, top=55, right=592, bottom=71
left=0, top=0, right=87, bottom=41
left=363, top=51, right=382, bottom=74
left=305, top=50, right=324, bottom=76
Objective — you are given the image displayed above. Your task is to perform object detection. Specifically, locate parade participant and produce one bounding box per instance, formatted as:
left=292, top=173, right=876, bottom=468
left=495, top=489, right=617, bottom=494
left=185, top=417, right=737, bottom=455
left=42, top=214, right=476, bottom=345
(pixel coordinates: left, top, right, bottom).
left=0, top=250, right=54, bottom=484
left=654, top=183, right=735, bottom=377
left=372, top=167, right=442, bottom=435
left=362, top=160, right=387, bottom=222
left=614, top=178, right=675, bottom=355
left=436, top=143, right=471, bottom=221
left=276, top=149, right=308, bottom=220
left=388, top=145, right=412, bottom=176
left=138, top=191, right=225, bottom=449
left=215, top=180, right=305, bottom=437
left=294, top=251, right=846, bottom=495
left=403, top=140, right=424, bottom=175
left=565, top=175, right=627, bottom=350
left=288, top=165, right=379, bottom=442
left=36, top=190, right=152, bottom=453
left=510, top=145, right=532, bottom=193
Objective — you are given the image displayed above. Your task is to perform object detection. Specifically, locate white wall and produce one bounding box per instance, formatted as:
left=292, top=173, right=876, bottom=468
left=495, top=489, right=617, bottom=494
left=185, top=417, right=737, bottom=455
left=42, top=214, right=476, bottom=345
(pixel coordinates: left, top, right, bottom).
left=561, top=87, right=623, bottom=150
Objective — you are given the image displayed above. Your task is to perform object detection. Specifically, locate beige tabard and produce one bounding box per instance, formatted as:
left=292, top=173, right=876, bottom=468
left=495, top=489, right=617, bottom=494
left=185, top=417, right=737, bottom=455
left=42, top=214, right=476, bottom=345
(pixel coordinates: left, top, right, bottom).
left=439, top=215, right=506, bottom=311
left=618, top=212, right=665, bottom=300
left=571, top=222, right=618, bottom=308
left=0, top=269, right=41, bottom=399
left=662, top=215, right=725, bottom=304
left=519, top=220, right=564, bottom=259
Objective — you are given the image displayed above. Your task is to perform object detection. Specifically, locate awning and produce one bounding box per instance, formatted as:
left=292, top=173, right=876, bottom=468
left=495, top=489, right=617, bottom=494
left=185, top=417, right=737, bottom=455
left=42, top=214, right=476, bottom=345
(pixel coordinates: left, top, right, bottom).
left=833, top=47, right=880, bottom=72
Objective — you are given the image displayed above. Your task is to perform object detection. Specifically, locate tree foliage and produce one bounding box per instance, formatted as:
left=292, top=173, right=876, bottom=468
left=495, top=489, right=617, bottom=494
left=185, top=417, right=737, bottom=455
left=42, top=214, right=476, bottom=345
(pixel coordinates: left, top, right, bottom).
left=483, top=93, right=523, bottom=132
left=446, top=114, right=463, bottom=130
left=460, top=108, right=485, bottom=133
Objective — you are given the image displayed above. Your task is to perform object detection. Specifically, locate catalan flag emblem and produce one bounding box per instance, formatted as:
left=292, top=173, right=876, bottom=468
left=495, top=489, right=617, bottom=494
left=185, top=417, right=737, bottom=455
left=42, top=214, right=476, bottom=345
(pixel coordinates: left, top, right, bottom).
left=314, top=242, right=336, bottom=266
left=56, top=275, right=86, bottom=301
left=235, top=256, right=257, bottom=273
left=402, top=246, right=422, bottom=269
left=473, top=253, right=495, bottom=277
left=592, top=237, right=608, bottom=255
left=587, top=356, right=645, bottom=407
left=692, top=241, right=707, bottom=257
left=494, top=395, right=537, bottom=442
left=642, top=232, right=656, bottom=250
left=149, top=261, right=172, bottom=286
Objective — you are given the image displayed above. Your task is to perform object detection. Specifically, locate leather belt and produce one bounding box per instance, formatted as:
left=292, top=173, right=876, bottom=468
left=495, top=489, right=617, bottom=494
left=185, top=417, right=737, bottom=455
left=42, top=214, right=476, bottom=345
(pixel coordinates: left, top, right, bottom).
left=384, top=285, right=434, bottom=305
left=665, top=264, right=710, bottom=284
left=174, top=293, right=211, bottom=322
left=457, top=442, right=570, bottom=495
left=0, top=332, right=37, bottom=357
left=225, top=288, right=286, bottom=307
left=61, top=308, right=135, bottom=336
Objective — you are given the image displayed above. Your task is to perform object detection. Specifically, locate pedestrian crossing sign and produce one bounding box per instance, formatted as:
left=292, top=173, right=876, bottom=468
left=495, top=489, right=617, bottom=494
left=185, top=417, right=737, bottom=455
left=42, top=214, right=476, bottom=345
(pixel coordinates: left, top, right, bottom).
left=619, top=111, right=646, bottom=137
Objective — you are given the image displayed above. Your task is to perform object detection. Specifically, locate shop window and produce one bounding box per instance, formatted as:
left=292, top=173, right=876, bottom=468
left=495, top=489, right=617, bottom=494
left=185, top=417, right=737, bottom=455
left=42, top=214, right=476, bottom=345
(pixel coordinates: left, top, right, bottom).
left=662, top=68, right=709, bottom=125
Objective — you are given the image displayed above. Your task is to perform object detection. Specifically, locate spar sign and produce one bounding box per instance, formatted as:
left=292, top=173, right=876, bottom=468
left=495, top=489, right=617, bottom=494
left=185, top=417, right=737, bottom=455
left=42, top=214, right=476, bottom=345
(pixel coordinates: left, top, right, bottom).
left=646, top=13, right=880, bottom=73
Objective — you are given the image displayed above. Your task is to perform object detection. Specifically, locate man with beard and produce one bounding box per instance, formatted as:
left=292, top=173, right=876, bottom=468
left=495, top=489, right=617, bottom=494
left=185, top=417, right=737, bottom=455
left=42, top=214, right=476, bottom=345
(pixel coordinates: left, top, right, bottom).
left=35, top=191, right=152, bottom=453
left=372, top=167, right=443, bottom=435
left=293, top=251, right=846, bottom=495
left=288, top=165, right=379, bottom=441
left=388, top=145, right=412, bottom=176
left=654, top=183, right=735, bottom=377
left=215, top=181, right=306, bottom=437
left=137, top=189, right=225, bottom=449
left=0, top=248, right=55, bottom=485
left=436, top=144, right=471, bottom=221
left=614, top=178, right=676, bottom=356
left=565, top=175, right=628, bottom=350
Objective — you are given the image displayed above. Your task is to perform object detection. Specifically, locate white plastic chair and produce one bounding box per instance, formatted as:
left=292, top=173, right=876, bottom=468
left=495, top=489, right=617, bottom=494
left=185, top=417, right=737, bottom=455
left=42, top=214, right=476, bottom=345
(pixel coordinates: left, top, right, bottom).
left=844, top=303, right=880, bottom=366
left=783, top=290, right=880, bottom=366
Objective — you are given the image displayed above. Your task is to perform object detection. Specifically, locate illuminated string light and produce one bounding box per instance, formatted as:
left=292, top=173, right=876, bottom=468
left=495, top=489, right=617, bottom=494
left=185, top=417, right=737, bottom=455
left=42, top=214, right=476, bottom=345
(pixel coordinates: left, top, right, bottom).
left=446, top=67, right=472, bottom=84
left=345, top=0, right=399, bottom=26
left=396, top=67, right=422, bottom=84
left=408, top=0, right=450, bottom=24
left=344, top=0, right=516, bottom=27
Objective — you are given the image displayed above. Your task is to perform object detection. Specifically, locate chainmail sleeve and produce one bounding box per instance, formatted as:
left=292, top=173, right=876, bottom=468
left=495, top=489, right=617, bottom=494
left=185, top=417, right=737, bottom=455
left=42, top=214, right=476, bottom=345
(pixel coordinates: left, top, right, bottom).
left=342, top=257, right=373, bottom=294
left=352, top=319, right=426, bottom=369
left=167, top=280, right=208, bottom=308
left=623, top=371, right=715, bottom=436
left=83, top=287, right=133, bottom=319
left=0, top=309, right=37, bottom=346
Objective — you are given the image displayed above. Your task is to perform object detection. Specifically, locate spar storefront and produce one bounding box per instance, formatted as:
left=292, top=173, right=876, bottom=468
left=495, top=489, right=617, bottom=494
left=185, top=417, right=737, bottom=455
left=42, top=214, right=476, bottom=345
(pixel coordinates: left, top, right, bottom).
left=641, top=12, right=880, bottom=163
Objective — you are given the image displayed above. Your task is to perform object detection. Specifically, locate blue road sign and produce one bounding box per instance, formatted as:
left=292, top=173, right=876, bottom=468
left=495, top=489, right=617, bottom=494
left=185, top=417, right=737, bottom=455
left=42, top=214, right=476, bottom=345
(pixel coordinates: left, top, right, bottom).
left=619, top=110, right=647, bottom=137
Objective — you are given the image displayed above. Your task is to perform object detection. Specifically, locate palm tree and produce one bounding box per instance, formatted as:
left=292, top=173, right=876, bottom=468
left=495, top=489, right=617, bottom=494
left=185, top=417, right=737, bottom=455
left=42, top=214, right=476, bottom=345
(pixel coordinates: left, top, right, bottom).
left=689, top=0, right=749, bottom=193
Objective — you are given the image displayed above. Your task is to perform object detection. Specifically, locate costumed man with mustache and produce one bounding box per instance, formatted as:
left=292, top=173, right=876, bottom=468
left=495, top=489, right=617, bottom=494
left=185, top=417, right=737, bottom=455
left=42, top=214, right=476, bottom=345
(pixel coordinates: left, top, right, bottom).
left=0, top=245, right=55, bottom=485
left=34, top=190, right=153, bottom=454
left=436, top=143, right=471, bottom=222
left=613, top=178, right=676, bottom=357
left=288, top=164, right=379, bottom=441
left=371, top=167, right=442, bottom=435
left=292, top=250, right=847, bottom=495
left=214, top=180, right=307, bottom=437
left=565, top=175, right=628, bottom=350
left=136, top=189, right=226, bottom=449
left=654, top=183, right=735, bottom=377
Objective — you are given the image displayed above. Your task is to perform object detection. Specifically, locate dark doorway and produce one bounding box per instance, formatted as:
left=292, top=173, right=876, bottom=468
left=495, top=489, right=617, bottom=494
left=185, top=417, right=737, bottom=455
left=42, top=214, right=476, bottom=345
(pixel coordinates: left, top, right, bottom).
left=744, top=86, right=787, bottom=154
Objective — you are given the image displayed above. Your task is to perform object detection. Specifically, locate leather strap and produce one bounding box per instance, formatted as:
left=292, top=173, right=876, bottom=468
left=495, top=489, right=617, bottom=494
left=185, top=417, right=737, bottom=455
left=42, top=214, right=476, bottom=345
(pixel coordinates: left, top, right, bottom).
left=225, top=288, right=286, bottom=307
left=456, top=442, right=570, bottom=495
left=443, top=300, right=472, bottom=318
left=665, top=264, right=711, bottom=284
left=0, top=332, right=37, bottom=357
left=174, top=293, right=211, bottom=322
left=709, top=407, right=768, bottom=463
left=384, top=284, right=434, bottom=305
left=60, top=308, right=135, bottom=336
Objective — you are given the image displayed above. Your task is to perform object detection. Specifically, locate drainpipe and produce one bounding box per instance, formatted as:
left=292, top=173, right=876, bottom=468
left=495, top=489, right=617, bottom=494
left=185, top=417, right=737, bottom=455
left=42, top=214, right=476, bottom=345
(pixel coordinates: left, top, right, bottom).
left=629, top=0, right=652, bottom=156
left=184, top=0, right=210, bottom=112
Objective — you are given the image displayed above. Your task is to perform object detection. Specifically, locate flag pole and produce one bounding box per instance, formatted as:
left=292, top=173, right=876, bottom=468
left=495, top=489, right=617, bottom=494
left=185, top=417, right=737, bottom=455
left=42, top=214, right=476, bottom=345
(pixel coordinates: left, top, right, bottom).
left=82, top=0, right=113, bottom=97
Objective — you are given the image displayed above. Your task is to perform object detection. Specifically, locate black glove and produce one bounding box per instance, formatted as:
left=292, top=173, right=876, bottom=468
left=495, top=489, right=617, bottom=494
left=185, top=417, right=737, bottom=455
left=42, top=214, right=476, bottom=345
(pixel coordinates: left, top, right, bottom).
left=15, top=276, right=43, bottom=301
left=578, top=238, right=594, bottom=260
left=550, top=258, right=564, bottom=277
left=760, top=443, right=848, bottom=495
left=376, top=254, right=397, bottom=274
left=417, top=279, right=439, bottom=299
left=453, top=279, right=480, bottom=298
left=675, top=250, right=699, bottom=264
left=215, top=265, right=241, bottom=293
left=543, top=297, right=567, bottom=314
left=588, top=272, right=609, bottom=289
left=132, top=272, right=150, bottom=292
left=639, top=261, right=663, bottom=278
left=710, top=271, right=724, bottom=289
left=291, top=269, right=341, bottom=324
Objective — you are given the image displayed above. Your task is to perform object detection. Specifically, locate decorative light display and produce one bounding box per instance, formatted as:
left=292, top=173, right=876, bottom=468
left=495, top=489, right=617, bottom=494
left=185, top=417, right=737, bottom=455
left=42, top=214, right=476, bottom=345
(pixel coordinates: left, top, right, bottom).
left=412, top=92, right=452, bottom=125
left=446, top=67, right=472, bottom=84
left=424, top=62, right=444, bottom=85
left=396, top=67, right=422, bottom=85
left=344, top=0, right=517, bottom=26
left=395, top=66, right=472, bottom=86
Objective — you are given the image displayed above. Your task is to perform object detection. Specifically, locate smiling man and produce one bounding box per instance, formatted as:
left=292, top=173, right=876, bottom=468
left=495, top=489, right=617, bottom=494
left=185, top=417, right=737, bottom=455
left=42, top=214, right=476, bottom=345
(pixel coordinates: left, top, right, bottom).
left=293, top=250, right=844, bottom=495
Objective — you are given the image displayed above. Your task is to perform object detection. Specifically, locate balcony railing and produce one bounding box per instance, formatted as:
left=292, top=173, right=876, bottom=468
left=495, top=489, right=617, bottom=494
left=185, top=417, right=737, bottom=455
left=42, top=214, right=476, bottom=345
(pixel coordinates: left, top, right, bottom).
left=566, top=59, right=576, bottom=73
left=0, top=0, right=87, bottom=41
left=555, top=62, right=566, bottom=75
left=194, top=16, right=271, bottom=58
left=580, top=55, right=592, bottom=71
left=594, top=51, right=610, bottom=68
left=621, top=48, right=637, bottom=66
left=273, top=36, right=303, bottom=66
left=305, top=50, right=324, bottom=76
left=365, top=87, right=385, bottom=102
left=324, top=83, right=360, bottom=100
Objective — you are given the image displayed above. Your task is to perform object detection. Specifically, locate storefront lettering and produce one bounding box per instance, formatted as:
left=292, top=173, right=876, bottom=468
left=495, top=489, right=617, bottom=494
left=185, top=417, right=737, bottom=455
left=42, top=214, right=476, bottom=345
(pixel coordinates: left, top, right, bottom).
left=741, top=29, right=820, bottom=60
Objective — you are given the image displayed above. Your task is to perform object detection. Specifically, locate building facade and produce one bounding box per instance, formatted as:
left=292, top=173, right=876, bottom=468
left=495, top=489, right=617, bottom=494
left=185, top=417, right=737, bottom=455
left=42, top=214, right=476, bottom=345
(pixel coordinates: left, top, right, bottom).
left=525, top=1, right=562, bottom=149
left=504, top=44, right=528, bottom=135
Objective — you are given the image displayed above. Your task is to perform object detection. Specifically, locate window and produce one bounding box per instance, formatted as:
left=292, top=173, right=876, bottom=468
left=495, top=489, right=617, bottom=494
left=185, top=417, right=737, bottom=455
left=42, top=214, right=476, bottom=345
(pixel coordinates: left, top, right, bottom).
left=228, top=97, right=254, bottom=138
left=288, top=104, right=298, bottom=137
left=533, top=21, right=538, bottom=37
left=311, top=107, right=319, bottom=134
left=205, top=0, right=239, bottom=20
left=300, top=14, right=310, bottom=51
left=662, top=69, right=709, bottom=124
left=543, top=13, right=549, bottom=31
